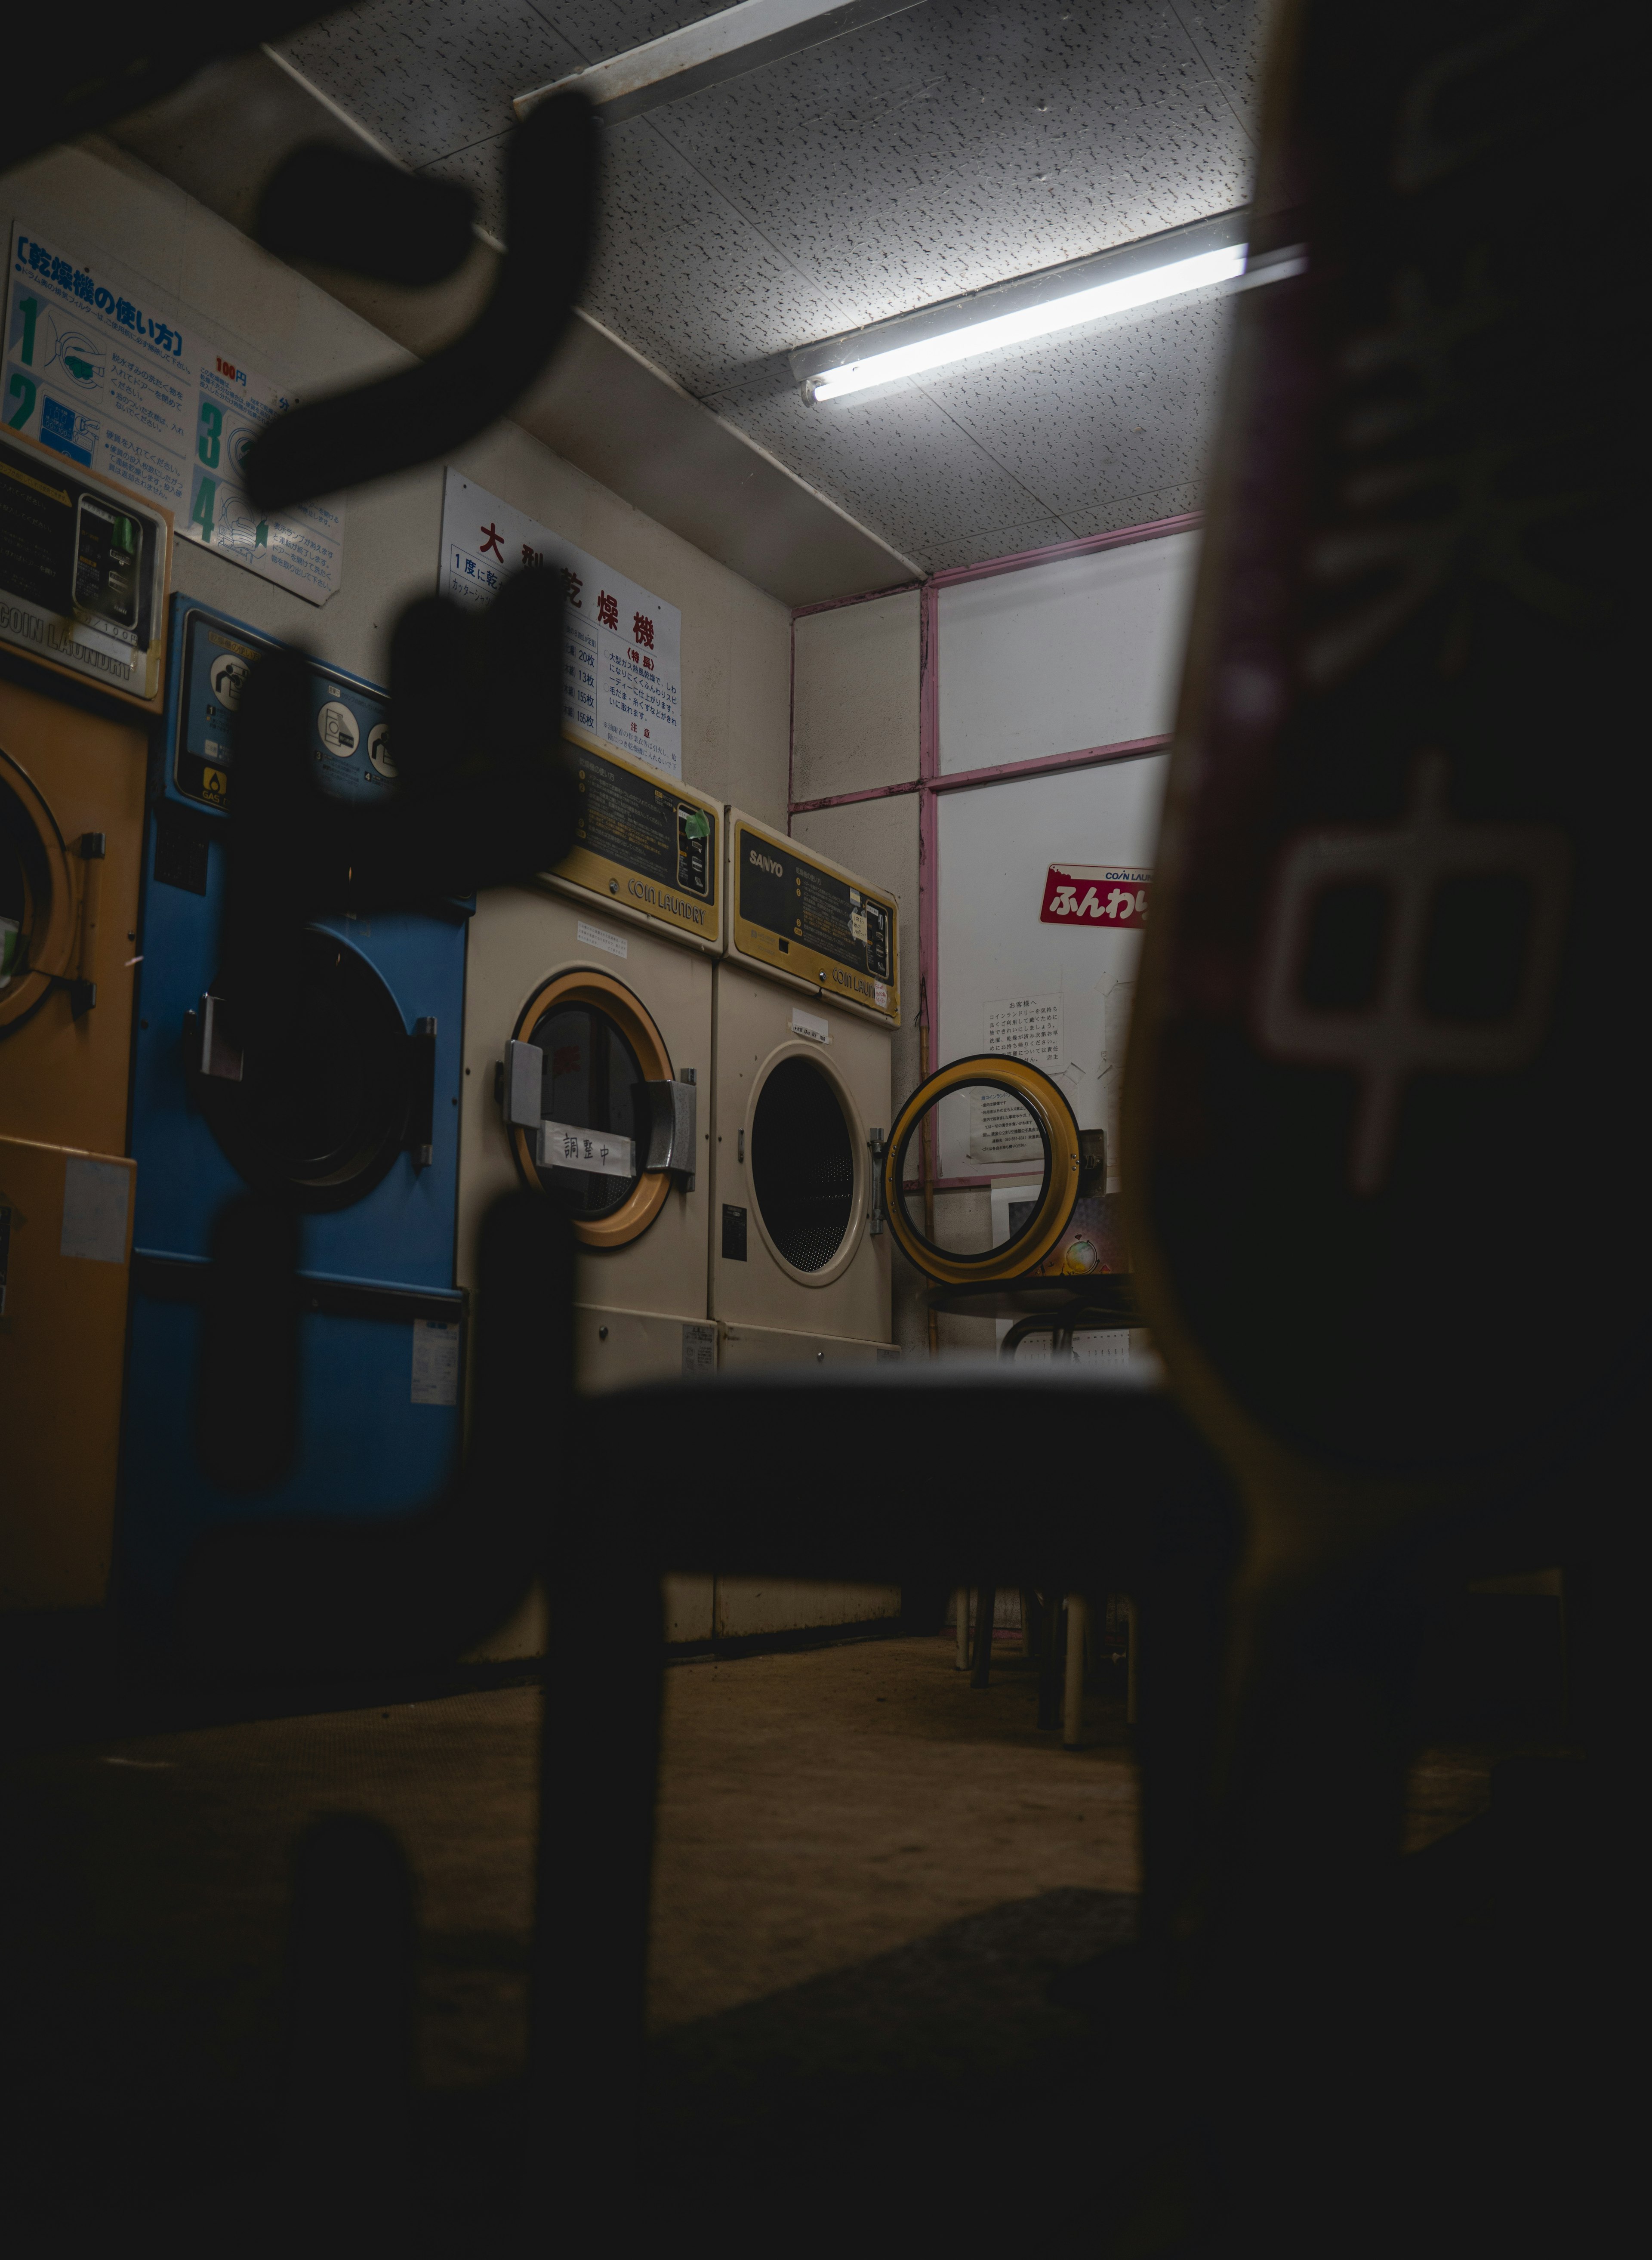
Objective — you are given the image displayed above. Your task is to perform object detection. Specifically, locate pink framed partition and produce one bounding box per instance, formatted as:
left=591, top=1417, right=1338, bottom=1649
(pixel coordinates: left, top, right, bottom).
left=790, top=512, right=1200, bottom=1193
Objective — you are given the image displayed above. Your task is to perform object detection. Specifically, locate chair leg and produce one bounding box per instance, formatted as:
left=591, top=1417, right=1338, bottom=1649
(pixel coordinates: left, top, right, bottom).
left=1063, top=1593, right=1088, bottom=1747
left=525, top=1521, right=664, bottom=2216
left=1037, top=1592, right=1063, bottom=1727
left=970, top=1583, right=997, bottom=1687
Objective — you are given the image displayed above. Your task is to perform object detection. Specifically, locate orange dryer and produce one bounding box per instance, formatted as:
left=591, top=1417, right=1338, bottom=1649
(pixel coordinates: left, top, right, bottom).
left=0, top=1134, right=135, bottom=1608
left=0, top=676, right=147, bottom=1153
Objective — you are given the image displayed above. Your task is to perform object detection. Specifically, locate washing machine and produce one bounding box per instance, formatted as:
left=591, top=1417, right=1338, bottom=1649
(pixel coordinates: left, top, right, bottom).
left=457, top=732, right=720, bottom=1641
left=118, top=597, right=470, bottom=1629
left=0, top=675, right=149, bottom=1155
left=1, top=1134, right=135, bottom=1609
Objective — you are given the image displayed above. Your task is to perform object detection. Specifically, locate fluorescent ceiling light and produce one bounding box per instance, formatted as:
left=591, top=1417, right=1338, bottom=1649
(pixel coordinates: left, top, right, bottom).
left=515, top=0, right=927, bottom=125
left=792, top=211, right=1306, bottom=403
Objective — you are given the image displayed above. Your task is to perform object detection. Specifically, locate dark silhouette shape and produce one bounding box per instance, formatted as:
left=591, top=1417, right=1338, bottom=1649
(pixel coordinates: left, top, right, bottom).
left=244, top=93, right=598, bottom=512
left=219, top=570, right=577, bottom=934
left=174, top=1189, right=572, bottom=1676
left=1, top=8, right=334, bottom=176
left=257, top=142, right=477, bottom=286
left=217, top=645, right=313, bottom=1064
left=969, top=1582, right=995, bottom=1687
left=279, top=1813, right=418, bottom=2226
left=1105, top=1, right=1637, bottom=2245
left=194, top=1195, right=300, bottom=1493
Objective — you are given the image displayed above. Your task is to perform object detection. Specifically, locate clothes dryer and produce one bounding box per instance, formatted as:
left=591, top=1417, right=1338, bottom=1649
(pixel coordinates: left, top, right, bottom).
left=0, top=675, right=148, bottom=1154
left=0, top=1135, right=134, bottom=1609
left=458, top=736, right=719, bottom=1349
left=710, top=810, right=898, bottom=1359
left=120, top=599, right=469, bottom=1628
left=705, top=814, right=905, bottom=1641
left=457, top=736, right=721, bottom=1643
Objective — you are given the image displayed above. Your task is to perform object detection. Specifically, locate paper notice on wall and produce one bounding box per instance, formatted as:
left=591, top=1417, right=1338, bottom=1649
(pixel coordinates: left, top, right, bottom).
left=971, top=994, right=1062, bottom=1161
left=1097, top=979, right=1137, bottom=1184
left=440, top=470, right=682, bottom=778
left=5, top=219, right=343, bottom=604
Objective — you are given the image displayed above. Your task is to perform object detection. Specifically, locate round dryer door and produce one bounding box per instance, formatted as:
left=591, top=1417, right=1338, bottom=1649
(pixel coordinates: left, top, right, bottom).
left=197, top=926, right=418, bottom=1211
left=1, top=748, right=83, bottom=1040
left=747, top=1050, right=865, bottom=1281
left=883, top=1054, right=1083, bottom=1285
left=509, top=969, right=673, bottom=1248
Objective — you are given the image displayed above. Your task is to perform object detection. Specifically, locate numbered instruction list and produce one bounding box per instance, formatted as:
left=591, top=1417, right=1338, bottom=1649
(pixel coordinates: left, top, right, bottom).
left=440, top=470, right=681, bottom=779
left=4, top=219, right=342, bottom=605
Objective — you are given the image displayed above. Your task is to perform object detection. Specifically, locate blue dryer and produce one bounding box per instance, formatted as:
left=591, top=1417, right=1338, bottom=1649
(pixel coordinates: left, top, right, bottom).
left=121, top=596, right=471, bottom=1623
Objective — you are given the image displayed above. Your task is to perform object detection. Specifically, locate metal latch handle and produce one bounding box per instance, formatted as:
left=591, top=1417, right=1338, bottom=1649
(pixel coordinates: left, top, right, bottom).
left=637, top=1069, right=697, bottom=1191
left=867, top=1126, right=885, bottom=1237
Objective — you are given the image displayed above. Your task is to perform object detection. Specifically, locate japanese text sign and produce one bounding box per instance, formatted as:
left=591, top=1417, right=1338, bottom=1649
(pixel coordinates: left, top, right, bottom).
left=4, top=219, right=342, bottom=605
left=1040, top=863, right=1151, bottom=929
left=440, top=470, right=681, bottom=779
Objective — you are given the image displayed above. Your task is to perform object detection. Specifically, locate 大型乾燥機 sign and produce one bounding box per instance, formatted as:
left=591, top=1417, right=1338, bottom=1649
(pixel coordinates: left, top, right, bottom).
left=439, top=470, right=681, bottom=780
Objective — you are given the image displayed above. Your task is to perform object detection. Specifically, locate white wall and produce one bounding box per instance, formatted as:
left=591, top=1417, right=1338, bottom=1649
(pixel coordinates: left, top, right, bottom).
left=936, top=531, right=1199, bottom=774
left=791, top=534, right=1196, bottom=1361
left=5, top=140, right=792, bottom=822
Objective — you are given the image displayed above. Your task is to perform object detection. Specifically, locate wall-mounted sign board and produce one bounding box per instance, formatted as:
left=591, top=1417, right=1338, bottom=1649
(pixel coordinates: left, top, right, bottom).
left=0, top=430, right=170, bottom=707
left=727, top=808, right=899, bottom=1026
left=439, top=471, right=682, bottom=780
left=4, top=219, right=342, bottom=606
left=547, top=729, right=722, bottom=952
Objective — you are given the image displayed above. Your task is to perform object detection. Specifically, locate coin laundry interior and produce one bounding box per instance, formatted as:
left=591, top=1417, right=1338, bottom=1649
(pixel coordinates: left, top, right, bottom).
left=0, top=5, right=1597, bottom=2244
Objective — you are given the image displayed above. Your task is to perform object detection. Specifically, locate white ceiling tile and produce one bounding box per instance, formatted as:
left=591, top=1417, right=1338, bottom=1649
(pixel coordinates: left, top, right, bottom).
left=272, top=0, right=1276, bottom=576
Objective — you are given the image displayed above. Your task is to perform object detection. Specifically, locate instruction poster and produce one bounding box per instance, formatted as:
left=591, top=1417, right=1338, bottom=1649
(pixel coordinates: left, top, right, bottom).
left=972, top=994, right=1062, bottom=1161
left=4, top=219, right=342, bottom=605
left=440, top=470, right=681, bottom=780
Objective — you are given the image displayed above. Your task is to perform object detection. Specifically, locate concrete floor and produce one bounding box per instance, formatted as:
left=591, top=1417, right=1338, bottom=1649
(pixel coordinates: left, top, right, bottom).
left=0, top=1629, right=1503, bottom=2226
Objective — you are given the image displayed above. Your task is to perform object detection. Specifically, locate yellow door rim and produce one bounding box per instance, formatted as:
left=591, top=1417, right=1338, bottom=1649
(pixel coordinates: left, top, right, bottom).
left=0, top=749, right=79, bottom=1035
left=509, top=965, right=674, bottom=1249
left=882, top=1052, right=1081, bottom=1285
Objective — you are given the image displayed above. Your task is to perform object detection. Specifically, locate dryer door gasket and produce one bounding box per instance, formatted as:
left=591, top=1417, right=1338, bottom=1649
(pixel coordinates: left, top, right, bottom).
left=509, top=968, right=673, bottom=1249
left=883, top=1053, right=1081, bottom=1285
left=0, top=749, right=82, bottom=1038
left=748, top=1050, right=860, bottom=1279
left=196, top=927, right=415, bottom=1213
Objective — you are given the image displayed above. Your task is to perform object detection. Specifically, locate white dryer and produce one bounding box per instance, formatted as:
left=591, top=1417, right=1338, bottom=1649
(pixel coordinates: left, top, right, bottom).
left=458, top=741, right=722, bottom=1638
left=711, top=810, right=900, bottom=1365
left=709, top=811, right=903, bottom=1641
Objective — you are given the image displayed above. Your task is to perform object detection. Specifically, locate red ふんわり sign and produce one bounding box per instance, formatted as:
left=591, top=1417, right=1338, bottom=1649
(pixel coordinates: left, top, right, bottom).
left=1040, top=864, right=1150, bottom=929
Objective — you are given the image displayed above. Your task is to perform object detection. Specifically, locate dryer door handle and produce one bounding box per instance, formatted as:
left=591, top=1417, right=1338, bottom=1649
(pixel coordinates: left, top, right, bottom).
left=637, top=1077, right=697, bottom=1189
left=501, top=1038, right=545, bottom=1129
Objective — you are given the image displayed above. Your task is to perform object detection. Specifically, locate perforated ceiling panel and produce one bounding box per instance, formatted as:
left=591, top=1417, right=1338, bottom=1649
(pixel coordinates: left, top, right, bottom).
left=279, top=0, right=1274, bottom=572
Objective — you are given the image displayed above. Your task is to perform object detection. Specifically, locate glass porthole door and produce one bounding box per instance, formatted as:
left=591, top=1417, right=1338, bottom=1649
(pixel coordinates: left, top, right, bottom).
left=882, top=1054, right=1083, bottom=1286
left=0, top=749, right=84, bottom=1038
left=503, top=969, right=684, bottom=1250
left=748, top=1050, right=860, bottom=1277
left=194, top=928, right=427, bottom=1212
